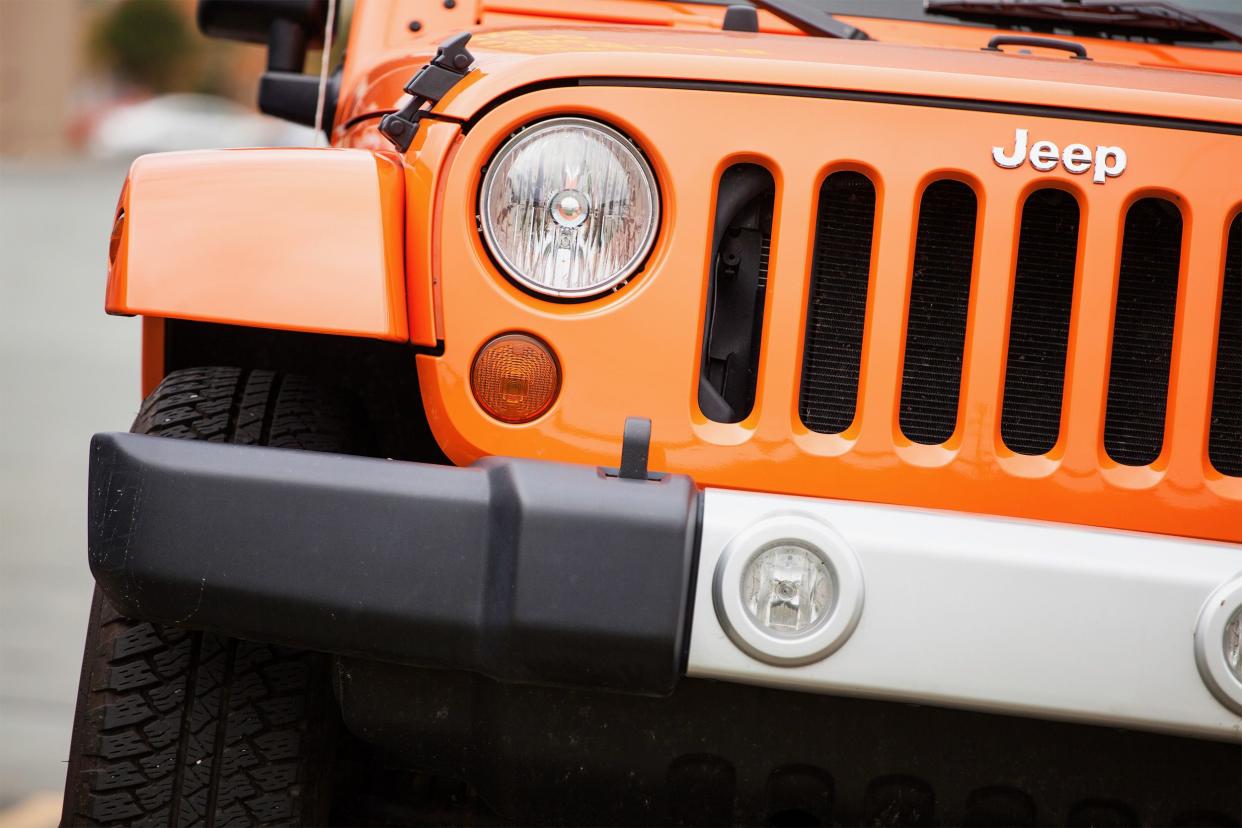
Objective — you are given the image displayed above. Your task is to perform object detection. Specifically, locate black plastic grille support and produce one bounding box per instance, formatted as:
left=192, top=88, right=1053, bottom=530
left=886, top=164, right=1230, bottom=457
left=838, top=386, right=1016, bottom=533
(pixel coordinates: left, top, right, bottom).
left=1001, top=189, right=1081, bottom=455
left=699, top=164, right=775, bottom=424
left=1104, top=198, right=1183, bottom=467
left=800, top=172, right=877, bottom=434
left=1208, top=214, right=1241, bottom=477
left=899, top=180, right=978, bottom=445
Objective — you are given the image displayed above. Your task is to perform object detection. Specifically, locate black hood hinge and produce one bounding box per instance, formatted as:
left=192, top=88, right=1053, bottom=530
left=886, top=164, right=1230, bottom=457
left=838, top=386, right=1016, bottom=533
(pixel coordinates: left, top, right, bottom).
left=379, top=32, right=475, bottom=152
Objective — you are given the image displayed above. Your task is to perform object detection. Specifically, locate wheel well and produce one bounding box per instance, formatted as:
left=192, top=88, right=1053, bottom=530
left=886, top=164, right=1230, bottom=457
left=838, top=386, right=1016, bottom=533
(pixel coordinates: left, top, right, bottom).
left=163, top=319, right=448, bottom=464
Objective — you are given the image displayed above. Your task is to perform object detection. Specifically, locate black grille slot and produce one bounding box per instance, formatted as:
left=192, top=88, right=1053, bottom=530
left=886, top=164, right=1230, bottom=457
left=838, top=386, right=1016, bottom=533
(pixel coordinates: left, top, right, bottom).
left=1209, top=214, right=1241, bottom=477
left=1104, top=198, right=1183, bottom=466
left=1001, top=189, right=1080, bottom=455
left=799, top=171, right=877, bottom=434
left=899, top=179, right=978, bottom=445
left=699, top=165, right=775, bottom=423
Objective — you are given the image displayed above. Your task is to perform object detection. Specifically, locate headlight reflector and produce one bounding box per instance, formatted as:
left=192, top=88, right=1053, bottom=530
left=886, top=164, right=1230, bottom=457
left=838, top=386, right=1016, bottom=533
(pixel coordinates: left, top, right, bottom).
left=479, top=117, right=658, bottom=298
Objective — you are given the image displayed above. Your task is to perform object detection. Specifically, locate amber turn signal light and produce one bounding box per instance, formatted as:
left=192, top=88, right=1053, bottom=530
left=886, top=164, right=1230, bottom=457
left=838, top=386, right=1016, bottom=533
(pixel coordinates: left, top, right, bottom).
left=471, top=333, right=561, bottom=423
left=109, top=210, right=125, bottom=267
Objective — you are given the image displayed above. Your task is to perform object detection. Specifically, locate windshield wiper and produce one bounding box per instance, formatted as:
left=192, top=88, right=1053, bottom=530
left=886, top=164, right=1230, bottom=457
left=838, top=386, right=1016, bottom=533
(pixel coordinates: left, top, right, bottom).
left=925, top=0, right=1242, bottom=45
left=750, top=0, right=872, bottom=39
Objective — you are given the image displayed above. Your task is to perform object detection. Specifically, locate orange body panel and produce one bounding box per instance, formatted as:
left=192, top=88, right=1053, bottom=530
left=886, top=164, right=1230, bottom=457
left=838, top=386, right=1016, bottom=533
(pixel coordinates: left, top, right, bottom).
left=332, top=2, right=1242, bottom=131
left=109, top=148, right=409, bottom=341
left=435, top=28, right=1241, bottom=126
left=337, top=0, right=1242, bottom=117
left=416, top=83, right=1241, bottom=542
left=831, top=15, right=1242, bottom=75
left=402, top=122, right=462, bottom=346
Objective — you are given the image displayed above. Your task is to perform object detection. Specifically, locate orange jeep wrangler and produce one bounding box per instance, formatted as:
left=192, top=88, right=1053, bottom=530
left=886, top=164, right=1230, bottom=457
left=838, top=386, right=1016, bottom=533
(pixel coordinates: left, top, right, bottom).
left=63, top=0, right=1240, bottom=825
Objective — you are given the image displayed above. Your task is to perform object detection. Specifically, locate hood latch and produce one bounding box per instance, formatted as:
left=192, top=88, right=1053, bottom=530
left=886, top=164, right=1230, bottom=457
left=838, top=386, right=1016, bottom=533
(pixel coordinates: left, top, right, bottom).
left=380, top=32, right=475, bottom=152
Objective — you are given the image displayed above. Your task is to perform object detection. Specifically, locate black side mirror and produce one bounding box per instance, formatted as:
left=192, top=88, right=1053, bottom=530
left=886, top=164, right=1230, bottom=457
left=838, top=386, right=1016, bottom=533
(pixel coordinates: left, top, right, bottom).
left=197, top=0, right=340, bottom=129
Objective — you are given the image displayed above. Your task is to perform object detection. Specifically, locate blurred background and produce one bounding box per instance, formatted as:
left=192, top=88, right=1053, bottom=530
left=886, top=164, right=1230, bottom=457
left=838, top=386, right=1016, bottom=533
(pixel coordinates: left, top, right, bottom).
left=0, top=2, right=338, bottom=823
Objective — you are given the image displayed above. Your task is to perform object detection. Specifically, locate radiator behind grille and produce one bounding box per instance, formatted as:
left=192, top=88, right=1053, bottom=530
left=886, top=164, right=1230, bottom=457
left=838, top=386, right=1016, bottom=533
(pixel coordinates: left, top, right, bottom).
left=1209, top=215, right=1241, bottom=477
left=899, top=180, right=977, bottom=445
left=800, top=172, right=876, bottom=434
left=1104, top=198, right=1183, bottom=467
left=1001, top=188, right=1080, bottom=456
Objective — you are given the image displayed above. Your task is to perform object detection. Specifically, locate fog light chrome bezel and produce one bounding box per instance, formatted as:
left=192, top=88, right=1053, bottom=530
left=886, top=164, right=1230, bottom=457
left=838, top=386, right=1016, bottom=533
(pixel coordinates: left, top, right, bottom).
left=1194, top=573, right=1242, bottom=715
left=712, top=514, right=864, bottom=666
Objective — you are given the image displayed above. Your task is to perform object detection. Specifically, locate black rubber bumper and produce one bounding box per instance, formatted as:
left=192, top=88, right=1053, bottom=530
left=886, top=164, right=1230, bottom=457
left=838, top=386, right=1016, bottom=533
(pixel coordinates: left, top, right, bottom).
left=87, top=433, right=700, bottom=696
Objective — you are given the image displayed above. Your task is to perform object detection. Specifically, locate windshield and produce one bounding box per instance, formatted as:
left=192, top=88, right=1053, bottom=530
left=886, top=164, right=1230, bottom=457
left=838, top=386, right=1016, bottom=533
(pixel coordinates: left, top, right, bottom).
left=689, top=0, right=1242, bottom=49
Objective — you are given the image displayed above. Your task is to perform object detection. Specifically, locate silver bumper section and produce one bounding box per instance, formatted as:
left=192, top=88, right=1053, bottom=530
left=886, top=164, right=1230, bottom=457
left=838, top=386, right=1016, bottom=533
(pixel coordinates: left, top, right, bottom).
left=688, top=488, right=1242, bottom=742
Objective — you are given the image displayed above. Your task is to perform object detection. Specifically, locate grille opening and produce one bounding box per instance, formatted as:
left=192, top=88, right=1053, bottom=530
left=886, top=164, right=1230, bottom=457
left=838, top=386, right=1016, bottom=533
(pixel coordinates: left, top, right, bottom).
left=799, top=171, right=876, bottom=434
left=1001, top=188, right=1081, bottom=455
left=899, top=179, right=978, bottom=445
left=699, top=164, right=775, bottom=423
left=1104, top=198, right=1183, bottom=467
left=1209, top=214, right=1241, bottom=477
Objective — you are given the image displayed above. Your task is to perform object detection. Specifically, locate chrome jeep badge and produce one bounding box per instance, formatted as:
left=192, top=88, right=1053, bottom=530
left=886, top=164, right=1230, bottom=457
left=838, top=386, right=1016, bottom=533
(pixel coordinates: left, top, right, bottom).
left=993, top=128, right=1126, bottom=184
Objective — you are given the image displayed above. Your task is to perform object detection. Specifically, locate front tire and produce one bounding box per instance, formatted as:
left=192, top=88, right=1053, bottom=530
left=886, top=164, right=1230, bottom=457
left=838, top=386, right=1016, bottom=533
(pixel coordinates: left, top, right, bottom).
left=63, top=367, right=370, bottom=826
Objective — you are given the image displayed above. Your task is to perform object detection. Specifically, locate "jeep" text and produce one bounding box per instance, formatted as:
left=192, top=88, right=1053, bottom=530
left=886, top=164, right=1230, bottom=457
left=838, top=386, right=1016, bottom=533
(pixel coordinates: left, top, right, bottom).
left=992, top=128, right=1126, bottom=184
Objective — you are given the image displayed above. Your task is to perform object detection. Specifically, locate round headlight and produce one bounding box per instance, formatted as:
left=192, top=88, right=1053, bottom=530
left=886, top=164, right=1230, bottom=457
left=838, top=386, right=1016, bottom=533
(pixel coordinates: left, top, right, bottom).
left=479, top=117, right=658, bottom=299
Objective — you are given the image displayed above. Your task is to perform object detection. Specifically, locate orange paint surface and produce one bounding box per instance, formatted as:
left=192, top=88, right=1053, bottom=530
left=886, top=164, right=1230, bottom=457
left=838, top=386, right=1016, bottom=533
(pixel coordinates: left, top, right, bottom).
left=338, top=0, right=1242, bottom=120
left=436, top=28, right=1240, bottom=127
left=333, top=2, right=1242, bottom=129
left=109, top=148, right=409, bottom=341
left=403, top=122, right=462, bottom=346
left=416, top=83, right=1241, bottom=542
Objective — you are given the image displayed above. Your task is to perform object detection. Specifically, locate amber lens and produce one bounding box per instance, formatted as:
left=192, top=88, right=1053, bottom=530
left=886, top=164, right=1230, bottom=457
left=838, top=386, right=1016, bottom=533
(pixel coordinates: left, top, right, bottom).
left=471, top=334, right=560, bottom=423
left=109, top=210, right=125, bottom=266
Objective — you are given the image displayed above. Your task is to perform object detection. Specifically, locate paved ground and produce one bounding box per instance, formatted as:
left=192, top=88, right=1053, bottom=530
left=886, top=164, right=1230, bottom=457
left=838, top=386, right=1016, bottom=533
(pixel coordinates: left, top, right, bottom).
left=0, top=159, right=141, bottom=809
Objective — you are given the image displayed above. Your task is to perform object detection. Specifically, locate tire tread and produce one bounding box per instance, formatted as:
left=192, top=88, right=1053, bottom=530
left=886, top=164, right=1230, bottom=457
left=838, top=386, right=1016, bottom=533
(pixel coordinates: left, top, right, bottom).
left=65, top=367, right=357, bottom=826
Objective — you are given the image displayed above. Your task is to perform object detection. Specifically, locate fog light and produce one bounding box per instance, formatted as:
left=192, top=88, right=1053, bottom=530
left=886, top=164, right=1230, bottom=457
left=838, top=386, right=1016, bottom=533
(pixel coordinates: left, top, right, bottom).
left=713, top=516, right=864, bottom=666
left=1194, top=575, right=1242, bottom=715
left=742, top=544, right=835, bottom=635
left=471, top=333, right=560, bottom=423
left=1226, top=608, right=1242, bottom=681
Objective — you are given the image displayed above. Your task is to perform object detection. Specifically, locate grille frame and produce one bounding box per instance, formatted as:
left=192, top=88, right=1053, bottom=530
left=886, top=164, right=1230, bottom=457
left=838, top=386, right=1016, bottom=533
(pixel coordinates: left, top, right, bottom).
left=434, top=84, right=1242, bottom=544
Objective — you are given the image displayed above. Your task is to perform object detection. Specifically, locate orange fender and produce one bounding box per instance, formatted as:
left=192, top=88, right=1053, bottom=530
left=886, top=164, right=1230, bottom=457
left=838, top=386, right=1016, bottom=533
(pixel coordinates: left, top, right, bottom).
left=106, top=148, right=410, bottom=342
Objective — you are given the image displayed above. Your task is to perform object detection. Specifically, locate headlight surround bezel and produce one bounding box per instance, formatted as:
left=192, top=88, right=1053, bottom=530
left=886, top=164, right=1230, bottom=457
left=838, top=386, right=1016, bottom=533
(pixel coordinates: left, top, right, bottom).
left=477, top=115, right=661, bottom=301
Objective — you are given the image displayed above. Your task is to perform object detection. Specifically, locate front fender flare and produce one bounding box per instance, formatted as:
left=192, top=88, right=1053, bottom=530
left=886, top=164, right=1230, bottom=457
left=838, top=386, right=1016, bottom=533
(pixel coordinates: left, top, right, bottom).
left=106, top=148, right=409, bottom=342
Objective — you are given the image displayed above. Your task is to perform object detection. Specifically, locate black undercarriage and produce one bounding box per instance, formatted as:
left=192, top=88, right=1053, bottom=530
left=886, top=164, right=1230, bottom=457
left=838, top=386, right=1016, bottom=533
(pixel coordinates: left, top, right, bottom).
left=333, top=661, right=1241, bottom=827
